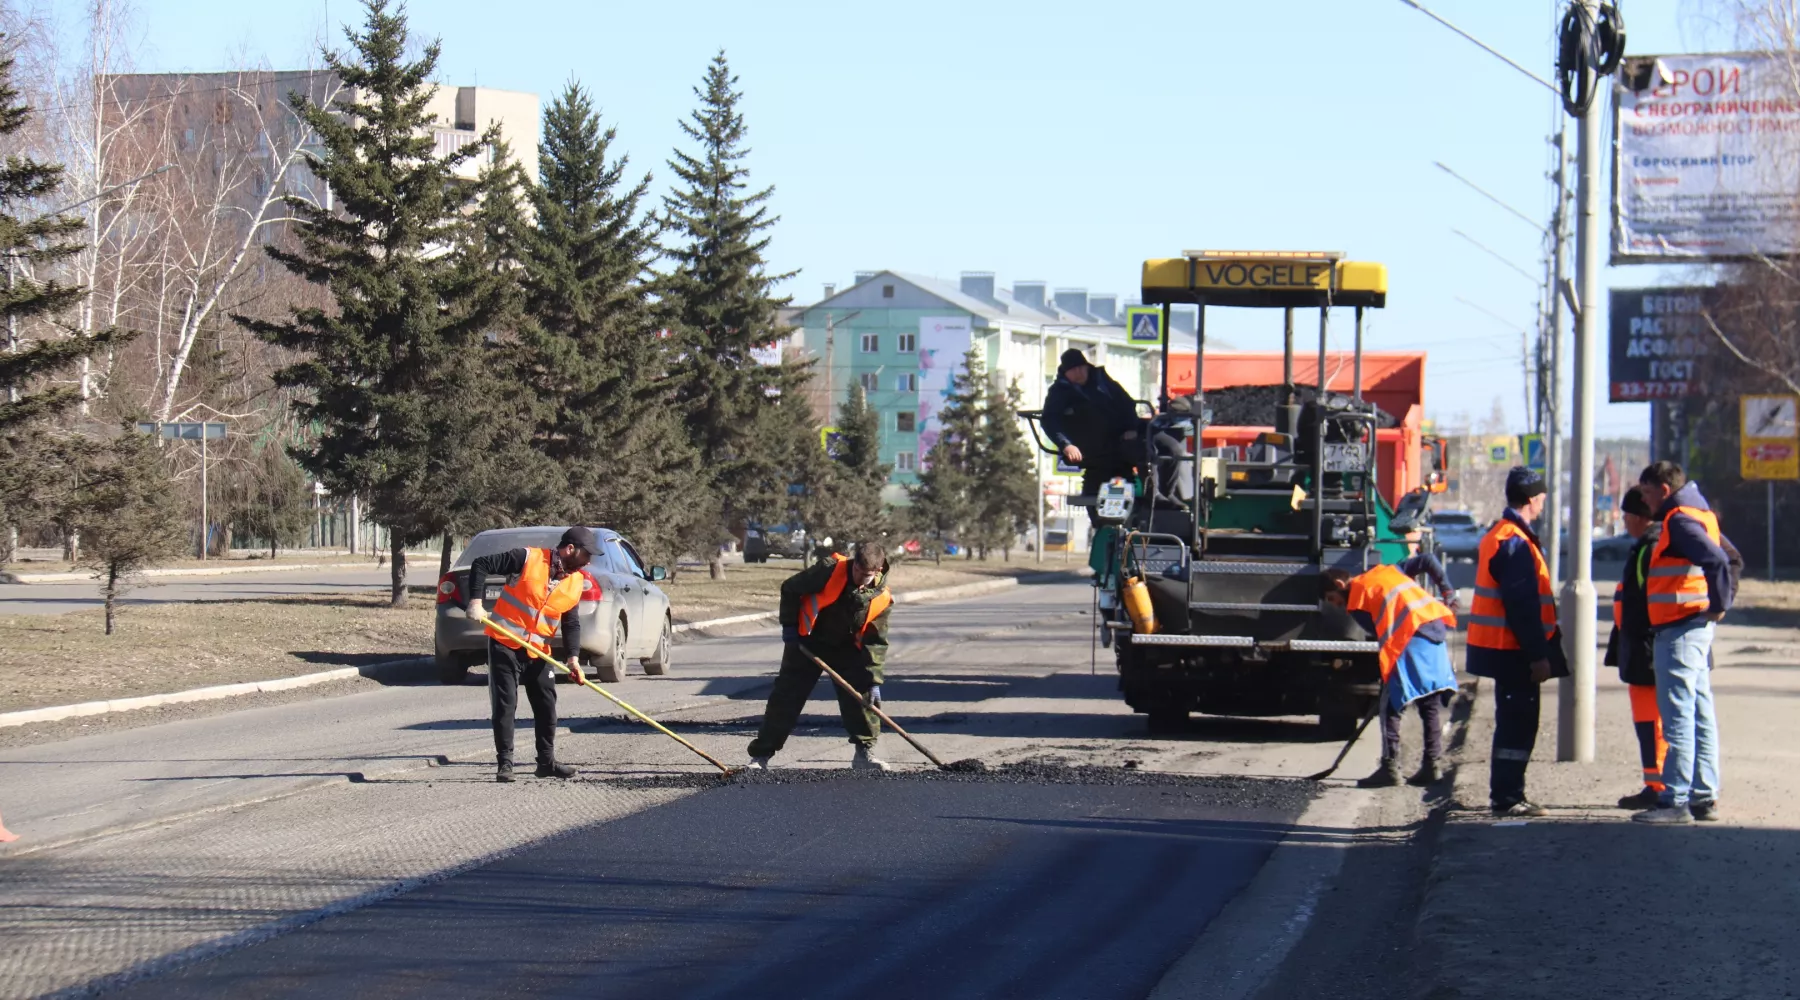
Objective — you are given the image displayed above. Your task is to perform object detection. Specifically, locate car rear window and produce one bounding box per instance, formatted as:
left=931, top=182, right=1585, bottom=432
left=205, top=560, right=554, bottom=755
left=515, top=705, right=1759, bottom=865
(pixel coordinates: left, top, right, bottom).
left=1432, top=512, right=1476, bottom=527
left=453, top=528, right=572, bottom=569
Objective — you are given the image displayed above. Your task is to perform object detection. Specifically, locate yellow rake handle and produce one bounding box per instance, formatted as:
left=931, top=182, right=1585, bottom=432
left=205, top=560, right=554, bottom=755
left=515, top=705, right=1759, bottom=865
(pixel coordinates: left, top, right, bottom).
left=481, top=618, right=733, bottom=775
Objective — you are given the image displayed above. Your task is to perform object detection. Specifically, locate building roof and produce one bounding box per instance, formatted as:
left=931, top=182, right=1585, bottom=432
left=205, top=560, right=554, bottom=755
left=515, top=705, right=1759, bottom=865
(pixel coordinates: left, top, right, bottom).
left=798, top=270, right=1129, bottom=337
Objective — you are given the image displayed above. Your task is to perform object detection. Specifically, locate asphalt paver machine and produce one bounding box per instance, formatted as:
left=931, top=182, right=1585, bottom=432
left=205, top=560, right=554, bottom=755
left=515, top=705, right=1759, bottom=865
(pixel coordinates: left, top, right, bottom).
left=1028, top=251, right=1442, bottom=736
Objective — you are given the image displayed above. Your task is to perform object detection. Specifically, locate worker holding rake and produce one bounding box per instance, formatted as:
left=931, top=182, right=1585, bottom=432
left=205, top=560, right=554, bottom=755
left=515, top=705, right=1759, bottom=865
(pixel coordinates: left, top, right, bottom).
left=747, top=542, right=893, bottom=772
left=465, top=527, right=596, bottom=783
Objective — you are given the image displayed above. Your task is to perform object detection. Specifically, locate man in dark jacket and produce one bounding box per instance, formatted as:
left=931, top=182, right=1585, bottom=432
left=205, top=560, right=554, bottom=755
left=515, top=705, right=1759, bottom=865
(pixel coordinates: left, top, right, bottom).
left=1040, top=349, right=1140, bottom=521
left=464, top=527, right=596, bottom=783
left=1632, top=461, right=1736, bottom=825
left=1466, top=467, right=1569, bottom=817
left=1605, top=487, right=1666, bottom=810
left=747, top=543, right=893, bottom=771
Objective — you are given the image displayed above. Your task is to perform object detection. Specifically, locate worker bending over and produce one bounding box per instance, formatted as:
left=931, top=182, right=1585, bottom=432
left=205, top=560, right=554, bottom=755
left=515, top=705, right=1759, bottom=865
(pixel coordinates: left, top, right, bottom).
left=748, top=543, right=893, bottom=771
left=1322, top=550, right=1460, bottom=788
left=464, top=527, right=595, bottom=783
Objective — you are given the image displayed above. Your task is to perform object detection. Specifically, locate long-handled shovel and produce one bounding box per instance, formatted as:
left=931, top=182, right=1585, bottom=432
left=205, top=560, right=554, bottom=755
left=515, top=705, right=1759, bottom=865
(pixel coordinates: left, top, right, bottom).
left=1306, top=681, right=1387, bottom=782
left=481, top=618, right=733, bottom=775
left=795, top=643, right=983, bottom=772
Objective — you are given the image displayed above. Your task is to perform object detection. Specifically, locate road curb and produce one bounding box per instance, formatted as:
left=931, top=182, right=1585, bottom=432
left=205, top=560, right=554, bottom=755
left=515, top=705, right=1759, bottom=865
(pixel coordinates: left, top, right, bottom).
left=0, top=657, right=431, bottom=730
left=0, top=572, right=1086, bottom=729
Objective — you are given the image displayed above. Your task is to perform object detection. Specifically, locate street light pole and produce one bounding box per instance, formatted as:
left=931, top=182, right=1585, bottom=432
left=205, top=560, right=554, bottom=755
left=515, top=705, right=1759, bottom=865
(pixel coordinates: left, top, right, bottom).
left=1562, top=1, right=1603, bottom=764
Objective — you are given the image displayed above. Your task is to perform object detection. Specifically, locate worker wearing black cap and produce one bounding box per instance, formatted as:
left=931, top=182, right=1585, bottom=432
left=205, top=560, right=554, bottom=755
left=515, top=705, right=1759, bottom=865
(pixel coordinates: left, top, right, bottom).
left=1040, top=348, right=1141, bottom=522
left=1466, top=467, right=1568, bottom=817
left=1606, top=485, right=1667, bottom=810
left=464, top=527, right=597, bottom=782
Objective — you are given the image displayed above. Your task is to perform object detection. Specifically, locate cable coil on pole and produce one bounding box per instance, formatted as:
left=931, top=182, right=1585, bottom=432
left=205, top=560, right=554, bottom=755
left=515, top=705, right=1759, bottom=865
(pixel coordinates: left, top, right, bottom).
left=1557, top=2, right=1627, bottom=116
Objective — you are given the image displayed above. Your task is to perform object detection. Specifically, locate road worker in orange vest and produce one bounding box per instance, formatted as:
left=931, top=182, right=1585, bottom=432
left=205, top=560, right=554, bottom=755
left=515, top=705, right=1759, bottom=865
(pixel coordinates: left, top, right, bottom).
left=1631, top=461, right=1738, bottom=826
left=1321, top=552, right=1460, bottom=789
left=464, top=527, right=596, bottom=783
left=1466, top=467, right=1567, bottom=818
left=747, top=542, right=894, bottom=771
left=1604, top=486, right=1669, bottom=811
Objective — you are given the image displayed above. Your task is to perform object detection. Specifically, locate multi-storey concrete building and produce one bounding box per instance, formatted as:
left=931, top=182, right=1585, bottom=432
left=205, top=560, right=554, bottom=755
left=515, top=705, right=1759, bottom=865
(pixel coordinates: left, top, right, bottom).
left=792, top=271, right=1199, bottom=511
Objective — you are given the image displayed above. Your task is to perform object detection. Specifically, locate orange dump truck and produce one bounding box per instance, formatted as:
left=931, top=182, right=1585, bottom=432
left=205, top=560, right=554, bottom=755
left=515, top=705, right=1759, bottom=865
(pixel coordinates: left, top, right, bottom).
left=1166, top=351, right=1430, bottom=510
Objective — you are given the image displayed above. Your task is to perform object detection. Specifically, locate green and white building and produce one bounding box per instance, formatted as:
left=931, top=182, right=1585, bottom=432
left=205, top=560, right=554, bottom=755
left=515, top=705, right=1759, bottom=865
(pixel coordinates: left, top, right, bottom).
left=793, top=271, right=1192, bottom=509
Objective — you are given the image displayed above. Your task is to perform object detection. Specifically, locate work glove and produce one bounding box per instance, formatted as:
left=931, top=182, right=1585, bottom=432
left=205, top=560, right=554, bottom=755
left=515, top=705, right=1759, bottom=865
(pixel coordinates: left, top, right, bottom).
left=465, top=600, right=488, bottom=624
left=566, top=658, right=585, bottom=687
left=868, top=685, right=882, bottom=707
left=782, top=626, right=800, bottom=646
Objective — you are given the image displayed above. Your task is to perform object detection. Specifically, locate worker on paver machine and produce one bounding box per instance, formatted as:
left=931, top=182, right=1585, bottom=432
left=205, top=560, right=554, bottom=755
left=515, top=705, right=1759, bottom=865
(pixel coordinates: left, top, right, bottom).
left=1041, top=348, right=1142, bottom=525
left=747, top=543, right=893, bottom=772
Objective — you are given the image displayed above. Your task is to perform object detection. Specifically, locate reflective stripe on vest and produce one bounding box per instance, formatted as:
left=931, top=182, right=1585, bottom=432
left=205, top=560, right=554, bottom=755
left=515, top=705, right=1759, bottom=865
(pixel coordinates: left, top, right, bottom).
left=1646, top=506, right=1719, bottom=626
left=798, top=554, right=890, bottom=647
left=1347, top=563, right=1456, bottom=682
left=487, top=548, right=585, bottom=652
left=1467, top=518, right=1556, bottom=651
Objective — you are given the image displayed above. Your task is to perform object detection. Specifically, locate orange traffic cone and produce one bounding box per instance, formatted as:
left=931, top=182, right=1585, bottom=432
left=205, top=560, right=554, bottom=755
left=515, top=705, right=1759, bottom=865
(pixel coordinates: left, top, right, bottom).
left=0, top=807, right=17, bottom=843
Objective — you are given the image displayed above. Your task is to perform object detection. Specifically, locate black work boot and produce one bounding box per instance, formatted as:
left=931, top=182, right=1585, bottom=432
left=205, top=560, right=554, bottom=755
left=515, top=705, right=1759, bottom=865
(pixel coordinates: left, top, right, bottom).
left=1617, top=786, right=1661, bottom=810
left=496, top=759, right=515, bottom=783
left=1357, top=760, right=1402, bottom=788
left=536, top=760, right=577, bottom=779
left=1407, top=758, right=1443, bottom=787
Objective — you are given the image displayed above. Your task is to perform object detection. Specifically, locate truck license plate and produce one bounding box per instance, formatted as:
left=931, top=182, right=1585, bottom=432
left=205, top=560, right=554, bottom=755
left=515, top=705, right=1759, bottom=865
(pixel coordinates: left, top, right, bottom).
left=1323, top=442, right=1367, bottom=472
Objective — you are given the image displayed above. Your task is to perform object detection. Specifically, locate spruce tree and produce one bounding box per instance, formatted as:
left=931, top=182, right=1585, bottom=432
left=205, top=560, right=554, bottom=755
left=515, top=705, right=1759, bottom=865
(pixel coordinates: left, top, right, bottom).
left=906, top=350, right=987, bottom=561
left=239, top=0, right=515, bottom=607
left=659, top=51, right=801, bottom=578
left=519, top=82, right=700, bottom=566
left=64, top=430, right=186, bottom=634
left=809, top=383, right=891, bottom=544
left=972, top=376, right=1038, bottom=560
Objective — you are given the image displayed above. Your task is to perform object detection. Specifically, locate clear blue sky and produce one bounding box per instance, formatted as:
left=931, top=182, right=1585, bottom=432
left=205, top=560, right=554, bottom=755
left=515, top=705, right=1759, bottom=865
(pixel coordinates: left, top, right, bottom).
left=123, top=0, right=1731, bottom=436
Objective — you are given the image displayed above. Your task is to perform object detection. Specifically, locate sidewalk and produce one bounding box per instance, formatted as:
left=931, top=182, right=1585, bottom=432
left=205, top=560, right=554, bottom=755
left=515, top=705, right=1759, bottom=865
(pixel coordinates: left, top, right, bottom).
left=1414, top=616, right=1800, bottom=999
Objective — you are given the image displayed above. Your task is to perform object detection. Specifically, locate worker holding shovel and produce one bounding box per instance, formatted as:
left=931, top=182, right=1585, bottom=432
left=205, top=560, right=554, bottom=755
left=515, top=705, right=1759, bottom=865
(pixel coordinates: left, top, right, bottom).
left=747, top=543, right=893, bottom=772
left=464, top=526, right=596, bottom=783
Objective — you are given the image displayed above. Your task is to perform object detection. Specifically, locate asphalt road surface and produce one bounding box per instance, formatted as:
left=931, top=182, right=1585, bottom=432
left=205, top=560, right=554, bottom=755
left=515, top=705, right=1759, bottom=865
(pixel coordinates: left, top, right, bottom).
left=0, top=579, right=1413, bottom=999
left=0, top=564, right=441, bottom=616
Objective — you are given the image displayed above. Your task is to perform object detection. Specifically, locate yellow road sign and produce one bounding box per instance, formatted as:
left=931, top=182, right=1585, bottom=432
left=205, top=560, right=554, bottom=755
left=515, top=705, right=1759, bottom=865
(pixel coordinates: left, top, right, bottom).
left=1740, top=394, right=1799, bottom=481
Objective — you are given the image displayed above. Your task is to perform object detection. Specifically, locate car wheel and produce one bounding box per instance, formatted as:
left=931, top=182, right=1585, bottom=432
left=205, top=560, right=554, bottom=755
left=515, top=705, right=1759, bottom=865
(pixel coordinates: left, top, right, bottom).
left=435, top=650, right=469, bottom=686
left=592, top=614, right=627, bottom=684
left=643, top=616, right=673, bottom=676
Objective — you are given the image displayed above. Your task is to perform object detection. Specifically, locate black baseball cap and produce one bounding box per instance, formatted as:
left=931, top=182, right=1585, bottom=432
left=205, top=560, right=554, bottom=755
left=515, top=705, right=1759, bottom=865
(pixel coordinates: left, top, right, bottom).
left=559, top=526, right=600, bottom=555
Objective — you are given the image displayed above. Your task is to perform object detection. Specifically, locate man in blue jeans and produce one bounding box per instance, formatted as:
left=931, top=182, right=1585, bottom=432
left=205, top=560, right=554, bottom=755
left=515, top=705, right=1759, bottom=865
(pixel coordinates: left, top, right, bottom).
left=1632, top=461, right=1736, bottom=826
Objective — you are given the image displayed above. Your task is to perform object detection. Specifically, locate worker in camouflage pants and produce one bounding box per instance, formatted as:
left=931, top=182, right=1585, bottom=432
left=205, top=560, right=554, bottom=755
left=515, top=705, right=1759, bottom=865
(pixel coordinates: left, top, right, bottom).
left=747, top=543, right=892, bottom=771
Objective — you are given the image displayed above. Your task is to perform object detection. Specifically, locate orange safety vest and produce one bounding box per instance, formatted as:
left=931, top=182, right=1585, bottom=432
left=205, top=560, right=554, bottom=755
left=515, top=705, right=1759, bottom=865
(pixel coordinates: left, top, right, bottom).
left=1467, top=518, right=1556, bottom=651
left=798, top=554, right=892, bottom=648
left=1347, top=563, right=1456, bottom=682
left=487, top=547, right=586, bottom=655
left=1646, top=505, right=1720, bottom=627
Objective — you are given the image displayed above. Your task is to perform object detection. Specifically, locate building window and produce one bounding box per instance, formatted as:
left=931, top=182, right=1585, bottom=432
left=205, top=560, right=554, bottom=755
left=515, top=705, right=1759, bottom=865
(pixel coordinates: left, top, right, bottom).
left=895, top=373, right=918, bottom=391
left=882, top=284, right=895, bottom=299
left=858, top=373, right=879, bottom=392
left=860, top=333, right=879, bottom=353
left=896, top=411, right=916, bottom=433
left=897, top=332, right=917, bottom=353
left=895, top=451, right=917, bottom=472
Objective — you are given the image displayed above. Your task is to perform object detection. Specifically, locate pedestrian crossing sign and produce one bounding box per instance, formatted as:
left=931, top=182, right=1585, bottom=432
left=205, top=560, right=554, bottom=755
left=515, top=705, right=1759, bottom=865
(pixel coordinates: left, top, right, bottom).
left=1125, top=306, right=1164, bottom=346
left=1520, top=433, right=1546, bottom=473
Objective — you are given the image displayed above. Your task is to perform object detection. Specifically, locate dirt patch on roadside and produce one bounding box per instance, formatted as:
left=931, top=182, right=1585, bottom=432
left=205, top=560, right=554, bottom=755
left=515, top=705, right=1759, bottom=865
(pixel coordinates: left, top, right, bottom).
left=1725, top=579, right=1800, bottom=630
left=0, top=558, right=1082, bottom=714
left=0, top=592, right=436, bottom=713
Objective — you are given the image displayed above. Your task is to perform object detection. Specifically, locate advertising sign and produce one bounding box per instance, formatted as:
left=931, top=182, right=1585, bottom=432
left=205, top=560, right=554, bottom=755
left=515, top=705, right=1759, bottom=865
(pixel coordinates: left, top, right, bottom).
left=1741, top=394, right=1800, bottom=480
left=1125, top=306, right=1164, bottom=346
left=916, top=316, right=972, bottom=467
left=1615, top=53, right=1800, bottom=261
left=1607, top=287, right=1715, bottom=402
